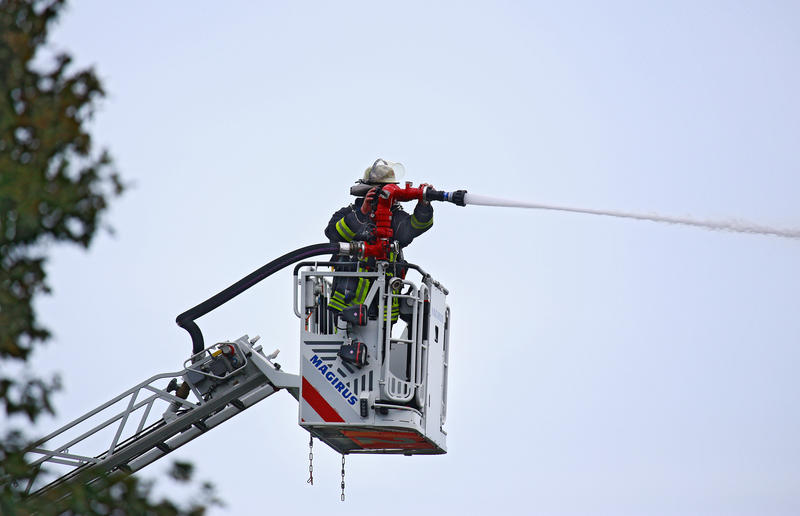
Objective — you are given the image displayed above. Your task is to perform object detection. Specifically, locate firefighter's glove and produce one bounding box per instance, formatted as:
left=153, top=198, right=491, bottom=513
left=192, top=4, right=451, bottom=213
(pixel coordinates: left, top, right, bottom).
left=354, top=226, right=376, bottom=243
left=417, top=184, right=434, bottom=207
left=360, top=187, right=378, bottom=215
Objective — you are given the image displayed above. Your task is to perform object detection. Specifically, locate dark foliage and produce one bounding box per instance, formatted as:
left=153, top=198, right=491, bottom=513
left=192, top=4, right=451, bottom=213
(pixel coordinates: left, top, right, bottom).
left=1, top=0, right=122, bottom=420
left=1, top=431, right=221, bottom=515
left=0, top=1, right=219, bottom=513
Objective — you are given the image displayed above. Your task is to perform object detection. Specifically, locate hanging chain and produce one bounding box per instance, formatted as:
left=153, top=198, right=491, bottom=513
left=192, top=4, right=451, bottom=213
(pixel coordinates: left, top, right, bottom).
left=307, top=435, right=314, bottom=485
left=340, top=454, right=346, bottom=501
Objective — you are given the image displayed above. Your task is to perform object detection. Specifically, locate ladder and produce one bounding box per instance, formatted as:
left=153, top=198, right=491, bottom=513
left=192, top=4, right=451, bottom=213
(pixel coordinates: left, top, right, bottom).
left=23, top=336, right=298, bottom=497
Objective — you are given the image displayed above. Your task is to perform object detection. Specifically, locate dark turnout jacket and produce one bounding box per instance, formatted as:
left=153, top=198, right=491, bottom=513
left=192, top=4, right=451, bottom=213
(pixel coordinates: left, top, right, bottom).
left=325, top=197, right=433, bottom=248
left=324, top=197, right=434, bottom=314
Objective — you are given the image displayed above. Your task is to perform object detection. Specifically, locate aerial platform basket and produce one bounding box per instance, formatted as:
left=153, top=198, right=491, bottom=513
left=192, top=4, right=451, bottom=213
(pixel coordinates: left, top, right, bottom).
left=294, top=261, right=450, bottom=455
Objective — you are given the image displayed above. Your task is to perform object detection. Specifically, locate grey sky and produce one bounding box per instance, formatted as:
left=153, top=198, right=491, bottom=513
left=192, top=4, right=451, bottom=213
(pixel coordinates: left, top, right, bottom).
left=20, top=1, right=800, bottom=515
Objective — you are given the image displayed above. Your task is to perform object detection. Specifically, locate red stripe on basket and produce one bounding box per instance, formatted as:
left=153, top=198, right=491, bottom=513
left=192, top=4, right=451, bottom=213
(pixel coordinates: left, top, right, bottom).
left=302, top=377, right=344, bottom=422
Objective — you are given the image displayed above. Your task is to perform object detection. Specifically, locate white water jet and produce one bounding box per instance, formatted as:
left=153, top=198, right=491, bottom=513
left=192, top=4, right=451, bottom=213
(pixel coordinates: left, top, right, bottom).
left=463, top=193, right=800, bottom=240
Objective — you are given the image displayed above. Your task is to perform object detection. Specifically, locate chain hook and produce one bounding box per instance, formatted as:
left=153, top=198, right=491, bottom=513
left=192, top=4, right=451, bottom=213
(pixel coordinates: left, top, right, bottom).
left=307, top=435, right=314, bottom=485
left=340, top=454, right=346, bottom=501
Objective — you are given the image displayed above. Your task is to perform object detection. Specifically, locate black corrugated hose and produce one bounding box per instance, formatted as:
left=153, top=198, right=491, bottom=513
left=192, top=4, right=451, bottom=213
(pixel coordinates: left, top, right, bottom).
left=176, top=242, right=340, bottom=354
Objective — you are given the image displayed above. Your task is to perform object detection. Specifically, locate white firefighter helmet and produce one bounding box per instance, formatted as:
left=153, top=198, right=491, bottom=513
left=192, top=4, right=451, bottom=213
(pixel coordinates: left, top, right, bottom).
left=362, top=158, right=405, bottom=185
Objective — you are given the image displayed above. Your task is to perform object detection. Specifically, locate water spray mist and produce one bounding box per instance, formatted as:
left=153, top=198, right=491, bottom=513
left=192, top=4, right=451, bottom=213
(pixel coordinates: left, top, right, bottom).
left=461, top=193, right=800, bottom=240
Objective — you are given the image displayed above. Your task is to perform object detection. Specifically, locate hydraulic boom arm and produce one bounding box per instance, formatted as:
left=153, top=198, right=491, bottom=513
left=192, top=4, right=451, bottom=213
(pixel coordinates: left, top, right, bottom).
left=23, top=336, right=296, bottom=498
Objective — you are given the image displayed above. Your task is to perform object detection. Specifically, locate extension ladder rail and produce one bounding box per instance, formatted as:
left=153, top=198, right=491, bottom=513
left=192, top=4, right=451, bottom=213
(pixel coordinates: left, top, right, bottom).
left=23, top=337, right=298, bottom=497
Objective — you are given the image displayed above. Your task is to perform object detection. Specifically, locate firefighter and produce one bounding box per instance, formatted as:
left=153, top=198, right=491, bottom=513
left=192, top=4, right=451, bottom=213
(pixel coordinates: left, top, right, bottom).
left=325, top=159, right=434, bottom=324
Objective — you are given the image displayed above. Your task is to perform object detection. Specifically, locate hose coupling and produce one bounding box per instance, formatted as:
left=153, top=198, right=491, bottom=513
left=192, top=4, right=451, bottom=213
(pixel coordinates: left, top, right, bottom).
left=338, top=242, right=363, bottom=257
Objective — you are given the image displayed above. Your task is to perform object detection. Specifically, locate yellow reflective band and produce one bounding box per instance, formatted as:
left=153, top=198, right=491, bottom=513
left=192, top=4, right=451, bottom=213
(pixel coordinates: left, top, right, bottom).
left=330, top=291, right=347, bottom=311
left=355, top=277, right=370, bottom=304
left=410, top=215, right=433, bottom=230
left=381, top=298, right=401, bottom=321
left=336, top=218, right=356, bottom=241
left=329, top=299, right=346, bottom=311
